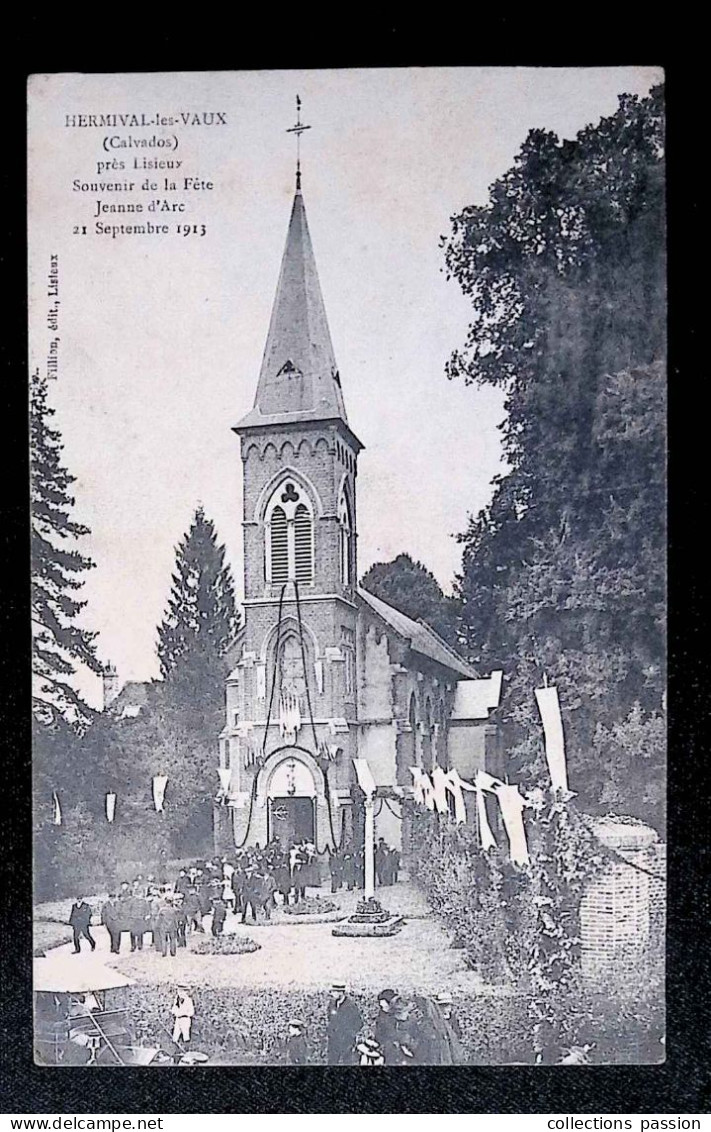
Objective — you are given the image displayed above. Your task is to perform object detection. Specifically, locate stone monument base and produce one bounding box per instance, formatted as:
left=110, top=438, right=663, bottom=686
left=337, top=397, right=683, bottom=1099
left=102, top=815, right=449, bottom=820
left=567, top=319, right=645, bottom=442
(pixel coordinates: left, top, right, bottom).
left=331, top=897, right=403, bottom=937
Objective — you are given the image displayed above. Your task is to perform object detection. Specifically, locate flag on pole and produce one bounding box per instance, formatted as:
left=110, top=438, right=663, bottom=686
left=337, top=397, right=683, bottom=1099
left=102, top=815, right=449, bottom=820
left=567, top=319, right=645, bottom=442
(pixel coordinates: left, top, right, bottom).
left=105, top=792, right=116, bottom=823
left=218, top=767, right=231, bottom=794
left=52, top=791, right=61, bottom=826
left=535, top=685, right=568, bottom=793
left=475, top=772, right=497, bottom=850
left=152, top=775, right=168, bottom=813
left=495, top=784, right=530, bottom=866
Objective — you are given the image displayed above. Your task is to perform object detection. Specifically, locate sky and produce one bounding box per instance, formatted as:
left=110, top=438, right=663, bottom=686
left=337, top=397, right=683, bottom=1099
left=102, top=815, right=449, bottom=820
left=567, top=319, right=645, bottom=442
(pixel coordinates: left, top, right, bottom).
left=28, top=67, right=663, bottom=708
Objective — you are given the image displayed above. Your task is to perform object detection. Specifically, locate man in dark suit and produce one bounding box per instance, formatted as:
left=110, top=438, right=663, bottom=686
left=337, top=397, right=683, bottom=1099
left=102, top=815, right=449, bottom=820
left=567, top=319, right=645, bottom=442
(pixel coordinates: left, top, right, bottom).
left=100, top=894, right=121, bottom=954
left=68, top=897, right=95, bottom=953
left=326, top=983, right=362, bottom=1065
left=156, top=898, right=179, bottom=957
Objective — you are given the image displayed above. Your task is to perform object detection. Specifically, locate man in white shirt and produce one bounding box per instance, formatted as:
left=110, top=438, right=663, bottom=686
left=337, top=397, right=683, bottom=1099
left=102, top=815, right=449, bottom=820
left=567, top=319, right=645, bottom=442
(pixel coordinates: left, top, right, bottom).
left=171, top=985, right=195, bottom=1047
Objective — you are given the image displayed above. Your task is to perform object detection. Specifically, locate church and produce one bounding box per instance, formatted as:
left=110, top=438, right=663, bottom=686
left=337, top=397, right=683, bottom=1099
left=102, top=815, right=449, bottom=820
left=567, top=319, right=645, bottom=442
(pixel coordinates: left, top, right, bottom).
left=214, top=167, right=503, bottom=856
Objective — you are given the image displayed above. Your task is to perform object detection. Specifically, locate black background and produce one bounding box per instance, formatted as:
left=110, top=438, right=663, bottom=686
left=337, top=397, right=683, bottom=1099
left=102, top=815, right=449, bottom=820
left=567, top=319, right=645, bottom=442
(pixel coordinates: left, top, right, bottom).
left=2, top=22, right=707, bottom=1114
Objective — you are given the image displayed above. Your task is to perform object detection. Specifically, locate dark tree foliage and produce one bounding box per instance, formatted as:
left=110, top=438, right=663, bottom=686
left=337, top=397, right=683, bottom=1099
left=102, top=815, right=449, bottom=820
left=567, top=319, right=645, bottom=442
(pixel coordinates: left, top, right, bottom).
left=157, top=505, right=241, bottom=691
left=360, top=553, right=460, bottom=647
left=442, top=86, right=665, bottom=825
left=31, top=368, right=101, bottom=727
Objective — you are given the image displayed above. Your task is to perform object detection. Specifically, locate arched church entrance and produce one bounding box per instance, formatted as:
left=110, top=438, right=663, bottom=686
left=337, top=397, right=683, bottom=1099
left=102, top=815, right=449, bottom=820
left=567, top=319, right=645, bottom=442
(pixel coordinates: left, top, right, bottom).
left=266, top=749, right=317, bottom=846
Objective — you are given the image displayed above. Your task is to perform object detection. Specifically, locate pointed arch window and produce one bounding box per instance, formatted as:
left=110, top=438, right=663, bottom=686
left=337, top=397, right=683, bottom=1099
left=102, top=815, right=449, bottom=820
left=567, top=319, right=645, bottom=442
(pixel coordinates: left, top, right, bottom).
left=338, top=488, right=353, bottom=586
left=265, top=480, right=314, bottom=585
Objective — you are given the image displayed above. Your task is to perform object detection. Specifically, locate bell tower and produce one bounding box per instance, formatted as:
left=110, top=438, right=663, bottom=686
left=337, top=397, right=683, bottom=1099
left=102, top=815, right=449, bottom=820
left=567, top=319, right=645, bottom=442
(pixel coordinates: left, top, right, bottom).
left=217, top=105, right=364, bottom=852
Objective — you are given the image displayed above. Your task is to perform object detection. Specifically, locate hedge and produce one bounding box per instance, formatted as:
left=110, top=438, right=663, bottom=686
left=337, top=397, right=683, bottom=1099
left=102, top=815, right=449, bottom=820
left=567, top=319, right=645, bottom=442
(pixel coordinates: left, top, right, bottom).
left=119, top=977, right=663, bottom=1065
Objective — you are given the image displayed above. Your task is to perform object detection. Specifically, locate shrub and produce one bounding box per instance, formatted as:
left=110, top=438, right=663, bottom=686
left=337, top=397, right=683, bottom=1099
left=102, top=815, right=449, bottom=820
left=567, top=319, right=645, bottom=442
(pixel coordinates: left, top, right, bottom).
left=191, top=935, right=261, bottom=956
left=282, top=896, right=338, bottom=916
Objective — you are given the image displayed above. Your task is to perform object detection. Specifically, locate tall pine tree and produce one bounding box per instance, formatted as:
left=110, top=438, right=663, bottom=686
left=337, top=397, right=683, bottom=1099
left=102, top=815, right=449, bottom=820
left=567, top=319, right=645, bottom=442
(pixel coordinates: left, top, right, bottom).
left=31, top=367, right=101, bottom=726
left=157, top=506, right=240, bottom=690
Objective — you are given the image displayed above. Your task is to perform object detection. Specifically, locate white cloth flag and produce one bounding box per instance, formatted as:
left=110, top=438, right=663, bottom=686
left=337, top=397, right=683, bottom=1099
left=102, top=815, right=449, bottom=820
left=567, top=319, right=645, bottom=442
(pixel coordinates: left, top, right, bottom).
left=152, top=775, right=168, bottom=813
left=105, top=792, right=116, bottom=823
left=52, top=791, right=62, bottom=826
left=444, top=768, right=476, bottom=824
left=409, top=767, right=436, bottom=810
left=535, top=685, right=569, bottom=793
left=496, top=784, right=530, bottom=866
left=431, top=766, right=450, bottom=814
left=474, top=772, right=497, bottom=850
left=218, top=767, right=231, bottom=794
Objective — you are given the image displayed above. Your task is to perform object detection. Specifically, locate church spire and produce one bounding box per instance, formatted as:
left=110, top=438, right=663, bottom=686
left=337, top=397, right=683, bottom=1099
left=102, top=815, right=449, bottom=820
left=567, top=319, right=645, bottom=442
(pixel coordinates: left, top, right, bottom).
left=236, top=102, right=353, bottom=433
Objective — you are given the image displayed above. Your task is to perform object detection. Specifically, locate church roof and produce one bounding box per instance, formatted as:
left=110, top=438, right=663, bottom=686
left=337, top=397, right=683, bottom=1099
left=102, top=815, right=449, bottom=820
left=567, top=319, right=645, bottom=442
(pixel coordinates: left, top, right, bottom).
left=357, top=587, right=479, bottom=680
left=236, top=189, right=350, bottom=433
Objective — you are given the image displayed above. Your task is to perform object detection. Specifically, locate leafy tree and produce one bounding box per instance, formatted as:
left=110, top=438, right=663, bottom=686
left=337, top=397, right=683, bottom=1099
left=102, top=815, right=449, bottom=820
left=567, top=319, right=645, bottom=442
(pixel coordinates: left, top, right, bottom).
left=157, top=506, right=241, bottom=691
left=443, top=86, right=665, bottom=824
left=360, top=553, right=460, bottom=646
left=31, top=368, right=101, bottom=726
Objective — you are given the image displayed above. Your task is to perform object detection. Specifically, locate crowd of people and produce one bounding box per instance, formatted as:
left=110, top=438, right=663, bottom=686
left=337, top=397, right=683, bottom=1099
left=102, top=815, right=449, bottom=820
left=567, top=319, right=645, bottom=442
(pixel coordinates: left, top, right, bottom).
left=69, top=835, right=401, bottom=959
left=159, top=981, right=465, bottom=1065
left=321, top=983, right=464, bottom=1066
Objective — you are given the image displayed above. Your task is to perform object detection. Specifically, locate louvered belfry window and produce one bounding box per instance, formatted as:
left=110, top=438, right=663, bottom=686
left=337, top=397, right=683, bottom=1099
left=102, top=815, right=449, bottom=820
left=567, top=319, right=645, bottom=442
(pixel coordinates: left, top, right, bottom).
left=270, top=505, right=289, bottom=583
left=266, top=481, right=314, bottom=586
left=294, top=503, right=313, bottom=583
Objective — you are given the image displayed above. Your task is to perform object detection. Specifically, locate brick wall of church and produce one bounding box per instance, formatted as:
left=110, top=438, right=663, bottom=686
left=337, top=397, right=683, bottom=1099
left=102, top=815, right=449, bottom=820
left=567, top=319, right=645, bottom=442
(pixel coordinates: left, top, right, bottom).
left=240, top=423, right=358, bottom=603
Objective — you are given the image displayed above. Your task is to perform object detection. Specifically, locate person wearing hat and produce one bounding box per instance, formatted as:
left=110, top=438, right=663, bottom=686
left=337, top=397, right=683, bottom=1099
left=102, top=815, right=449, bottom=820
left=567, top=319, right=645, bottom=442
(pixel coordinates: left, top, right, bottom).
left=210, top=892, right=227, bottom=937
left=357, top=1037, right=385, bottom=1066
left=374, top=989, right=400, bottom=1064
left=68, top=896, right=96, bottom=954
left=171, top=985, right=195, bottom=1048
left=284, top=1018, right=310, bottom=1065
left=433, top=992, right=465, bottom=1064
left=326, top=983, right=363, bottom=1065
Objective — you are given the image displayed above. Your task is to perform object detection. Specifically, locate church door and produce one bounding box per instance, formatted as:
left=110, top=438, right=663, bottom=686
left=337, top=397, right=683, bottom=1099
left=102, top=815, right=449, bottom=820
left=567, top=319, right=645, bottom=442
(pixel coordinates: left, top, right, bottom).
left=268, top=797, right=315, bottom=846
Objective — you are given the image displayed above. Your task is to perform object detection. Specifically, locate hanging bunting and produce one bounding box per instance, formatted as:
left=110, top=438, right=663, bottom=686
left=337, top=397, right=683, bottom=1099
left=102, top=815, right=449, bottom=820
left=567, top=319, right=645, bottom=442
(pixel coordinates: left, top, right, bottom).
left=105, top=792, right=116, bottom=823
left=476, top=769, right=505, bottom=794
left=279, top=689, right=302, bottom=743
left=152, top=775, right=168, bottom=813
left=409, top=766, right=426, bottom=803
left=431, top=765, right=450, bottom=814
left=218, top=767, right=231, bottom=794
left=535, top=685, right=569, bottom=793
left=444, top=768, right=476, bottom=825
left=495, top=784, right=530, bottom=866
left=52, top=791, right=62, bottom=826
left=409, top=766, right=435, bottom=809
left=474, top=772, right=497, bottom=850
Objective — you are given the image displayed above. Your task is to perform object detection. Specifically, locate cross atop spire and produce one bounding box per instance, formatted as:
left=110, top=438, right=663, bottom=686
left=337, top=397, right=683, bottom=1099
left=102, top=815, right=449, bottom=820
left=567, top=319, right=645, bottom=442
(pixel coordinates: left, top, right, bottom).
left=286, top=95, right=311, bottom=192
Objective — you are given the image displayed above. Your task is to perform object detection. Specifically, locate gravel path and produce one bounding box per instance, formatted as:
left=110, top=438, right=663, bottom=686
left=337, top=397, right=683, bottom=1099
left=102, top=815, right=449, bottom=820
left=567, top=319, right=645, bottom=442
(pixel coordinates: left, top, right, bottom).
left=39, top=882, right=494, bottom=995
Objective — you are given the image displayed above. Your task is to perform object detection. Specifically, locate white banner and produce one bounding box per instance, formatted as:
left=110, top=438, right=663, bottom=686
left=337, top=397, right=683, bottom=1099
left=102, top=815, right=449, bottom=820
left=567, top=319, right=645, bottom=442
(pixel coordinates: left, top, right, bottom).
left=152, top=775, right=168, bottom=813
left=444, top=768, right=476, bottom=824
left=496, top=783, right=530, bottom=866
left=217, top=767, right=231, bottom=794
left=535, top=684, right=569, bottom=793
left=475, top=772, right=497, bottom=850
left=409, top=766, right=436, bottom=810
left=105, top=792, right=116, bottom=823
left=431, top=765, right=450, bottom=813
left=52, top=791, right=61, bottom=826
